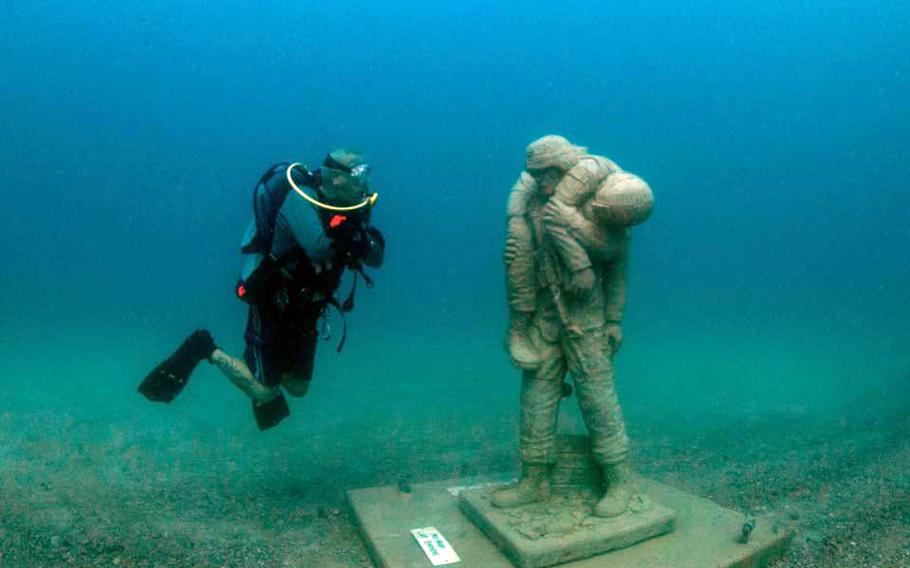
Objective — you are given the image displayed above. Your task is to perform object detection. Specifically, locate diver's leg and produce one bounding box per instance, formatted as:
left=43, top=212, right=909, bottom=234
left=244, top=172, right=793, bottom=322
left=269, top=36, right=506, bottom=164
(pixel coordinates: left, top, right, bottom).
left=282, top=377, right=311, bottom=397
left=210, top=348, right=279, bottom=403
left=242, top=305, right=317, bottom=430
left=210, top=347, right=289, bottom=430
left=280, top=326, right=317, bottom=398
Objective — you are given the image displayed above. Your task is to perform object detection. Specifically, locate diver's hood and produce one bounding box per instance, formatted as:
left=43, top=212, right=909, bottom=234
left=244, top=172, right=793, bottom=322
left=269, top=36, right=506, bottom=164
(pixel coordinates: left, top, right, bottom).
left=320, top=149, right=372, bottom=206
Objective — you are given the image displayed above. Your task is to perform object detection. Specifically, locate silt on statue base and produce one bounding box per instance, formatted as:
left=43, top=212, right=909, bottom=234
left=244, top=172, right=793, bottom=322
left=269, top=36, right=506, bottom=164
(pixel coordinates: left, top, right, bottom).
left=458, top=434, right=676, bottom=568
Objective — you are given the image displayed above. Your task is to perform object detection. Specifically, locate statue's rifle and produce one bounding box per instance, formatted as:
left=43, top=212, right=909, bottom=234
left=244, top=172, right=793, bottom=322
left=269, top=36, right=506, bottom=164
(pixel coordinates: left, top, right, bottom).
left=541, top=245, right=584, bottom=338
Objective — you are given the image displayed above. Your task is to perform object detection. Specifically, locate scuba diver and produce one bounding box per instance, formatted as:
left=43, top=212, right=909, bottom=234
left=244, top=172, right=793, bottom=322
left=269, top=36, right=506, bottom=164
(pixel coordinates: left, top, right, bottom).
left=138, top=149, right=385, bottom=430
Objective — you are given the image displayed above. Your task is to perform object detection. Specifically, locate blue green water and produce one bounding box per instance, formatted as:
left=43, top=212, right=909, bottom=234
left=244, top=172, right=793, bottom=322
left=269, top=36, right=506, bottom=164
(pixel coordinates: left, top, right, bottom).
left=1, top=2, right=908, bottom=566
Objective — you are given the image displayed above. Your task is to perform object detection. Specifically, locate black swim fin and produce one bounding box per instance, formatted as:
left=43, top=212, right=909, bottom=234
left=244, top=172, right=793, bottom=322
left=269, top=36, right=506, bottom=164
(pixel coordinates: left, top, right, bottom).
left=138, top=329, right=216, bottom=403
left=252, top=393, right=290, bottom=431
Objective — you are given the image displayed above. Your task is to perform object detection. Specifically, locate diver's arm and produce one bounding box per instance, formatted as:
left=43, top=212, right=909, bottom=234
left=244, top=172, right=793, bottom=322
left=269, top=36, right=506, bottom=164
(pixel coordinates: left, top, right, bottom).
left=329, top=225, right=385, bottom=269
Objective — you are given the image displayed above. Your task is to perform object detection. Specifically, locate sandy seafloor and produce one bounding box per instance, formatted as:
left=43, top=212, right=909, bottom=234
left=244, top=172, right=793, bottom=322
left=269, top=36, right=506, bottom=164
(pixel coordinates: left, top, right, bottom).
left=1, top=320, right=907, bottom=568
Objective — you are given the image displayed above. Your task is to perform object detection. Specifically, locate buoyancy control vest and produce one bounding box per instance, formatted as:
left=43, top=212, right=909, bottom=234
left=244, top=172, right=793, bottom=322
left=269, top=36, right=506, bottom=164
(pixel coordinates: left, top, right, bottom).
left=235, top=163, right=383, bottom=350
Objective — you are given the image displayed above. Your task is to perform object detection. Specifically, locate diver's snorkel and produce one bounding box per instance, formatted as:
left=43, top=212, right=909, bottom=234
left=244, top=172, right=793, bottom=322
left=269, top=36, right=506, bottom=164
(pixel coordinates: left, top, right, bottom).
left=286, top=163, right=378, bottom=212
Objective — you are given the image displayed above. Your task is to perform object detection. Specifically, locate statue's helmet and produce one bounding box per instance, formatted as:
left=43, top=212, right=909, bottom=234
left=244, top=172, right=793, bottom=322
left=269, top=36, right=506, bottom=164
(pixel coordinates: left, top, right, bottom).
left=524, top=135, right=586, bottom=173
left=592, top=172, right=654, bottom=227
left=320, top=148, right=372, bottom=206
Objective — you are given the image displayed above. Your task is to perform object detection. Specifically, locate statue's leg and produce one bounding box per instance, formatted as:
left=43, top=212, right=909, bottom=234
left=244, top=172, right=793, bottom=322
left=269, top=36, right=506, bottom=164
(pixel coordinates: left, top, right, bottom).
left=564, top=328, right=634, bottom=517
left=504, top=216, right=540, bottom=369
left=518, top=365, right=566, bottom=466
left=492, top=341, right=565, bottom=508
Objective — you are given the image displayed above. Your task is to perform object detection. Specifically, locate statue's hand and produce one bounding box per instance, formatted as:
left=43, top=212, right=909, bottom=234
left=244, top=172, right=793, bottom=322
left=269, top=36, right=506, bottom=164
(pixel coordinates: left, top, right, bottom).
left=605, top=322, right=623, bottom=355
left=565, top=266, right=595, bottom=296
left=541, top=198, right=575, bottom=228
left=503, top=236, right=521, bottom=264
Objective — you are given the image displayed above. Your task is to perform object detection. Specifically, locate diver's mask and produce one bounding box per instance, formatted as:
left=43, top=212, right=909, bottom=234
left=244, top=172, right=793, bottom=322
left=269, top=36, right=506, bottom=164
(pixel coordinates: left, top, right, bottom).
left=286, top=149, right=378, bottom=213
left=321, top=154, right=372, bottom=207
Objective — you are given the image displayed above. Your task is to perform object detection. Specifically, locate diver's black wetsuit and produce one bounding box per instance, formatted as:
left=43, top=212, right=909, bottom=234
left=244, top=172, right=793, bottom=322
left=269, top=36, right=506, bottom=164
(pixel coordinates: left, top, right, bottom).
left=237, top=164, right=384, bottom=387
left=137, top=160, right=383, bottom=431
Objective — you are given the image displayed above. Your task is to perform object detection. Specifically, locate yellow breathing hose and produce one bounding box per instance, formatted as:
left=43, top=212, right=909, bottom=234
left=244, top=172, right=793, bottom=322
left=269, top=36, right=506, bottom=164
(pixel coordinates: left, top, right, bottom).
left=286, top=163, right=378, bottom=212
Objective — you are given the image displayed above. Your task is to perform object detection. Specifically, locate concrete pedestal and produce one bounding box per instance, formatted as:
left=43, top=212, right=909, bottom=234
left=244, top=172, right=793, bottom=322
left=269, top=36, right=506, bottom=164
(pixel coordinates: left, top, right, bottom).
left=459, top=485, right=675, bottom=568
left=347, top=477, right=791, bottom=568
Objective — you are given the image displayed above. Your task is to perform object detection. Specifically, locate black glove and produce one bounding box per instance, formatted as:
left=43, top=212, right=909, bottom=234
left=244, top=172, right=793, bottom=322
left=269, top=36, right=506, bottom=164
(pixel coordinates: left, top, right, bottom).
left=360, top=227, right=384, bottom=268
left=337, top=226, right=383, bottom=268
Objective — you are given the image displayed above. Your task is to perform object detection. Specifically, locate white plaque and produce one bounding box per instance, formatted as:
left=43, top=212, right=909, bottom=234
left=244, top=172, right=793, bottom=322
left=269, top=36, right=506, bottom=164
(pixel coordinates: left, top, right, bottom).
left=410, top=526, right=461, bottom=565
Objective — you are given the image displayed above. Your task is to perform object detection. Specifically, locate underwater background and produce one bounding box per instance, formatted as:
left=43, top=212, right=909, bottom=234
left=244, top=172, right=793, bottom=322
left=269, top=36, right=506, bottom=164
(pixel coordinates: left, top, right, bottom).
left=1, top=1, right=908, bottom=566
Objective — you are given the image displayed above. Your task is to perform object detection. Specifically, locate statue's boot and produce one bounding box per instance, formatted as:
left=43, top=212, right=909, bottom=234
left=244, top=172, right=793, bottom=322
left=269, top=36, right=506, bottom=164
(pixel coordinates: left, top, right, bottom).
left=491, top=463, right=550, bottom=508
left=594, top=461, right=636, bottom=518
left=508, top=311, right=541, bottom=370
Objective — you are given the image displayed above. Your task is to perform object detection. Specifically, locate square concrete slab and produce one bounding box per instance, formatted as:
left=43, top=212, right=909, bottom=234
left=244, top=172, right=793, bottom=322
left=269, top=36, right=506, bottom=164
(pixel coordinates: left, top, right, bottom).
left=458, top=485, right=675, bottom=568
left=347, top=477, right=792, bottom=568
